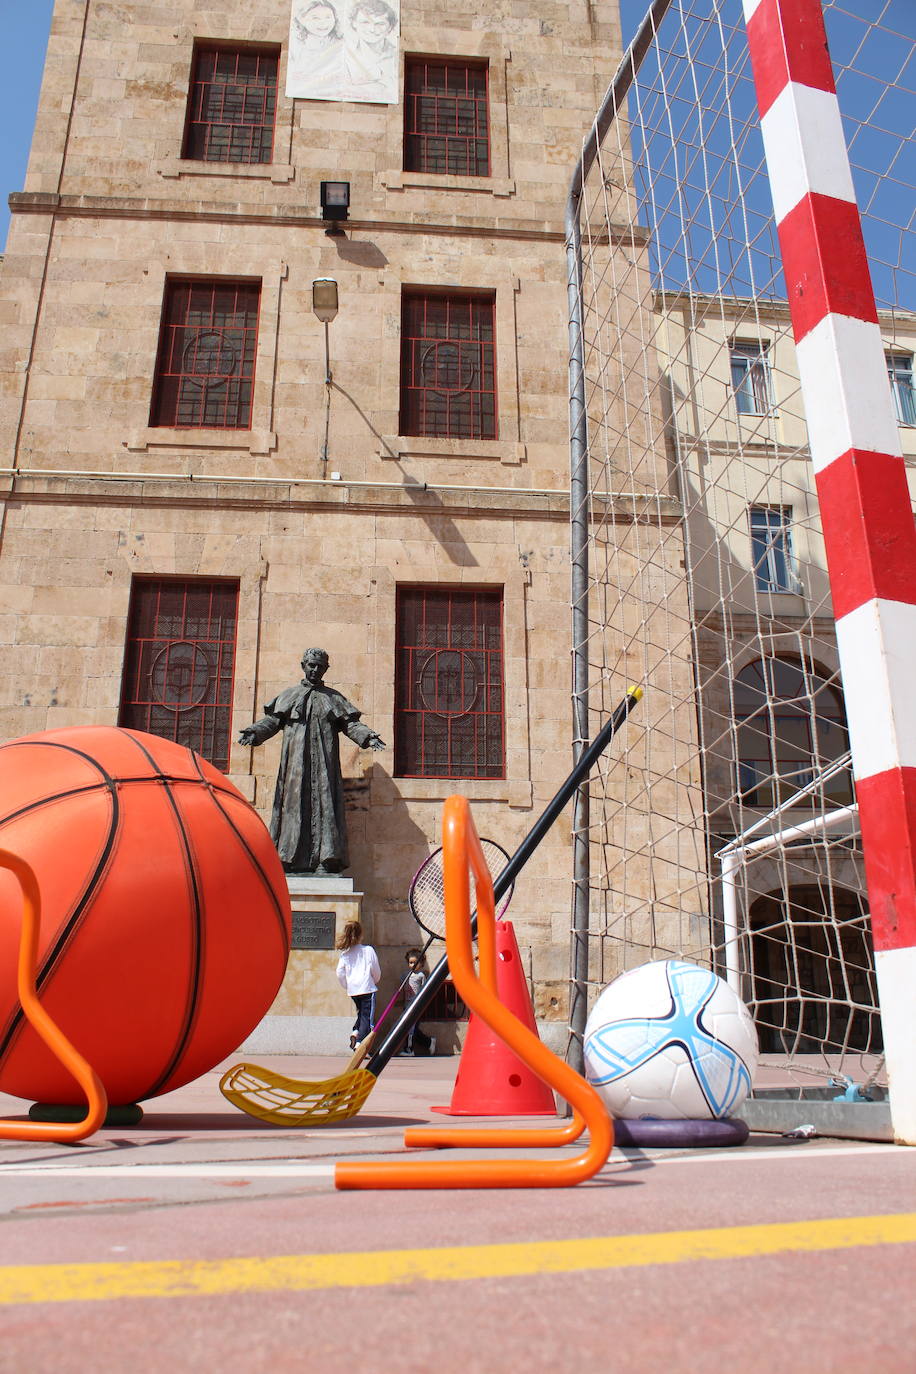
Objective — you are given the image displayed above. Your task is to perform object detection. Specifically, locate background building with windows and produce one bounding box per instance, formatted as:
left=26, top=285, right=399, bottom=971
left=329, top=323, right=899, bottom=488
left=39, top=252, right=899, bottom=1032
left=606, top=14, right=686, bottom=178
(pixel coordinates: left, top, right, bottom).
left=0, top=0, right=632, bottom=1048
left=654, top=290, right=916, bottom=1054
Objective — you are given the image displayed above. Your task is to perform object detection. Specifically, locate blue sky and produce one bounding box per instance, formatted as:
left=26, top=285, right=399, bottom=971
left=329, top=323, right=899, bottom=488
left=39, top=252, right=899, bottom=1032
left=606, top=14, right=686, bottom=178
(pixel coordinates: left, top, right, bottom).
left=1, top=1, right=54, bottom=250
left=2, top=0, right=912, bottom=310
left=617, top=0, right=914, bottom=310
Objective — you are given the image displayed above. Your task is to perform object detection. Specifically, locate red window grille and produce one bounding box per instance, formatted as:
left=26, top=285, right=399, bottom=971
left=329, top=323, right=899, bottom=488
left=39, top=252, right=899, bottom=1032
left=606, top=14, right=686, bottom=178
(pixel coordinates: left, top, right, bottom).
left=395, top=587, right=505, bottom=779
left=118, top=578, right=239, bottom=770
left=400, top=979, right=467, bottom=1021
left=183, top=46, right=278, bottom=164
left=403, top=57, right=490, bottom=177
left=150, top=279, right=260, bottom=430
left=400, top=291, right=497, bottom=439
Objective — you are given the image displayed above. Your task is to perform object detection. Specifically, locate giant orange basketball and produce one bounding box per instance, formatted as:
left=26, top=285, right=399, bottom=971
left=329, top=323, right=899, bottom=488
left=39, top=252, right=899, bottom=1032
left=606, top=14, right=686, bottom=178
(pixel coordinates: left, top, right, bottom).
left=0, top=726, right=291, bottom=1105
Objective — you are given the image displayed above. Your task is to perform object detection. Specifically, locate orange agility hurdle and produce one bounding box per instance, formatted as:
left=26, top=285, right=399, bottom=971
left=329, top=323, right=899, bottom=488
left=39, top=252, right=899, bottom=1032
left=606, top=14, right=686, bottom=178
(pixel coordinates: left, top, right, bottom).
left=0, top=848, right=107, bottom=1143
left=334, top=797, right=613, bottom=1188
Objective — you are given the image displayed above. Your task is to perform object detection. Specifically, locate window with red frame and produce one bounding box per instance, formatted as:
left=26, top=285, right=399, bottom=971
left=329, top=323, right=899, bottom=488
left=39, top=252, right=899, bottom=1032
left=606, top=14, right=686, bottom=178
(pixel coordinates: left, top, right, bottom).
left=119, top=579, right=239, bottom=770
left=404, top=57, right=490, bottom=177
left=400, top=978, right=467, bottom=1021
left=183, top=45, right=278, bottom=164
left=150, top=279, right=260, bottom=429
left=400, top=291, right=496, bottom=439
left=395, top=587, right=505, bottom=779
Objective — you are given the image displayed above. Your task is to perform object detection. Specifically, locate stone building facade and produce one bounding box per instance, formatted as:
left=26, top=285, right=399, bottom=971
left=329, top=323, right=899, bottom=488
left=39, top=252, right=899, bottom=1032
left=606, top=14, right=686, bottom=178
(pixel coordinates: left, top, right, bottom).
left=0, top=0, right=630, bottom=1049
left=655, top=292, right=916, bottom=1052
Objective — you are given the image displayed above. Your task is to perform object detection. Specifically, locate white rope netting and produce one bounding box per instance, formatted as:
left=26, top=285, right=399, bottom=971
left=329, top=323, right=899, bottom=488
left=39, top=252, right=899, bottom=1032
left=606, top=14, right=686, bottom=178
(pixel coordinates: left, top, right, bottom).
left=572, top=0, right=914, bottom=1088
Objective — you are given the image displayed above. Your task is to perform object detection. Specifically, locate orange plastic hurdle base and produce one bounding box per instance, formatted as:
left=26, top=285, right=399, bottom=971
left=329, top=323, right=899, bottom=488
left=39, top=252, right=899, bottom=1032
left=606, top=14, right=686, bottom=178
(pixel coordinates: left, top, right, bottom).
left=334, top=797, right=613, bottom=1189
left=0, top=847, right=107, bottom=1144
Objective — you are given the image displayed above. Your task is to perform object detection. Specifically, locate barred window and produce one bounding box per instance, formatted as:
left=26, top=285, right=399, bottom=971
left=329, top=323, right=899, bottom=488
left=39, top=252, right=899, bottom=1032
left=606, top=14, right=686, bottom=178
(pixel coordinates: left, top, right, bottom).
left=395, top=587, right=505, bottom=779
left=404, top=57, right=490, bottom=177
left=400, top=291, right=497, bottom=439
left=150, top=279, right=260, bottom=430
left=400, top=979, right=467, bottom=1021
left=118, top=578, right=239, bottom=770
left=183, top=45, right=278, bottom=164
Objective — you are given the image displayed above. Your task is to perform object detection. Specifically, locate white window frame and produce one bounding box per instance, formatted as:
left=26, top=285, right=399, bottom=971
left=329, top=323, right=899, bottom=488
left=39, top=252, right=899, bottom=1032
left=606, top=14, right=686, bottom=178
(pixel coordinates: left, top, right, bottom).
left=750, top=505, right=797, bottom=594
left=887, top=352, right=916, bottom=427
left=731, top=340, right=773, bottom=417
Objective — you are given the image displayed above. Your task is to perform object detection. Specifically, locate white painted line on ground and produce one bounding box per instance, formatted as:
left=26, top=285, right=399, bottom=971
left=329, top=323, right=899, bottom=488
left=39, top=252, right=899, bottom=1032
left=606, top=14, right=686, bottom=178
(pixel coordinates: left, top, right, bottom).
left=0, top=1163, right=337, bottom=1178
left=0, top=1143, right=904, bottom=1180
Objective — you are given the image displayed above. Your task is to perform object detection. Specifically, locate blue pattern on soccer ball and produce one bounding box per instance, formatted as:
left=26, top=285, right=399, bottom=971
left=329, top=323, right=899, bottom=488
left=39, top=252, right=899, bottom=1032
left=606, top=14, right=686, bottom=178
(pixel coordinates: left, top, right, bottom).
left=585, top=960, right=753, bottom=1118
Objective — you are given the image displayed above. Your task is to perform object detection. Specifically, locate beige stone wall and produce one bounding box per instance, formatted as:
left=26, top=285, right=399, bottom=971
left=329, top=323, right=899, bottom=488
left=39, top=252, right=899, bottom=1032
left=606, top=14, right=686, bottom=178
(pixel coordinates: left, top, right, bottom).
left=2, top=1, right=694, bottom=1030
left=2, top=213, right=587, bottom=488
left=0, top=481, right=576, bottom=1003
left=19, top=2, right=621, bottom=217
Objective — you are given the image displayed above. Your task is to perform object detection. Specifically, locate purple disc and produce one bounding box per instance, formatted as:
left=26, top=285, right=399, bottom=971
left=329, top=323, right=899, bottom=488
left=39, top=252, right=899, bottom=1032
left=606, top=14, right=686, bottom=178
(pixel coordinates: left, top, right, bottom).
left=612, top=1116, right=749, bottom=1148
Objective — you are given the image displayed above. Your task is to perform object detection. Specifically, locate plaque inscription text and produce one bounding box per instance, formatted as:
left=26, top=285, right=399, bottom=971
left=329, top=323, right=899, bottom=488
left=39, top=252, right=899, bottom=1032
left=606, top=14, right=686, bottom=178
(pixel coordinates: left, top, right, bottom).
left=291, top=911, right=336, bottom=950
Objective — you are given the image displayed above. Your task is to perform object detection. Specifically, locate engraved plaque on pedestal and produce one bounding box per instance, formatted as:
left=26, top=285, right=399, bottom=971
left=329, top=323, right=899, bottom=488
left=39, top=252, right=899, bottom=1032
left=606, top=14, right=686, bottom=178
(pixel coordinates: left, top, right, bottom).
left=268, top=875, right=365, bottom=1023
left=290, top=910, right=336, bottom=950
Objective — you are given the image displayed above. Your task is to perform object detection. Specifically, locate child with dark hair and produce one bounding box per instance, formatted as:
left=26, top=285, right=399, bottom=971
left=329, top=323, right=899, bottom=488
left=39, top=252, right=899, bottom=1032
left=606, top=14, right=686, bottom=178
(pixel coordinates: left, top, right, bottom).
left=399, top=947, right=436, bottom=1056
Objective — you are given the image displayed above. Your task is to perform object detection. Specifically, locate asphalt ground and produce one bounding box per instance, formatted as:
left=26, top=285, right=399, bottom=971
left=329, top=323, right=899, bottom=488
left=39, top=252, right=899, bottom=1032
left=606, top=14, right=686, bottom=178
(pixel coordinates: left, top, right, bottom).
left=0, top=1054, right=913, bottom=1373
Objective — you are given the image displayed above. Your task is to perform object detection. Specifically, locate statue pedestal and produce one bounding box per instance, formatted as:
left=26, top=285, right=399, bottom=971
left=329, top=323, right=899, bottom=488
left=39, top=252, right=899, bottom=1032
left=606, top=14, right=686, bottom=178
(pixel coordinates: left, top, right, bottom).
left=286, top=874, right=363, bottom=935
left=240, top=875, right=368, bottom=1054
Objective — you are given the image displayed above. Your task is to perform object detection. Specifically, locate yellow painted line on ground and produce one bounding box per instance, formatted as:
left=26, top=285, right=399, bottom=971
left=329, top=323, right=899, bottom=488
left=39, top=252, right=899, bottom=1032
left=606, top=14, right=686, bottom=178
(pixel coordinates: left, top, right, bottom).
left=1, top=1213, right=914, bottom=1305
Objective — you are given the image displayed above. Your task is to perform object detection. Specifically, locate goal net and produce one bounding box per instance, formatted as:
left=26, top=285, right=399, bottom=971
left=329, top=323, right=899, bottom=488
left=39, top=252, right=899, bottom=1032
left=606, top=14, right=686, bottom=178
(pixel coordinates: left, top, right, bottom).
left=567, top=0, right=914, bottom=1107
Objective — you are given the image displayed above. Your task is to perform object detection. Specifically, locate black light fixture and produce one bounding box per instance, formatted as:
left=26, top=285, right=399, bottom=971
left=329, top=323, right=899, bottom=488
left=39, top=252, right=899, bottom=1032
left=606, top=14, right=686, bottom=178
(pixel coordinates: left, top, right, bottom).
left=320, top=180, right=350, bottom=234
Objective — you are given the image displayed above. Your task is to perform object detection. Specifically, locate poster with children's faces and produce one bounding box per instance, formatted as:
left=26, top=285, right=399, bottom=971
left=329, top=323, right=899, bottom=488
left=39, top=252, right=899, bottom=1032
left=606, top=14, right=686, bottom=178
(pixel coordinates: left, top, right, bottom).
left=286, top=0, right=400, bottom=104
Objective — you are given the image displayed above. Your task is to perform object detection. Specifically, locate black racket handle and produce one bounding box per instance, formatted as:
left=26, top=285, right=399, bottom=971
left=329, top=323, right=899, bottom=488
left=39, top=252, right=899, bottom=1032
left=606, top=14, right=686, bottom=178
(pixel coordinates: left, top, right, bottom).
left=365, top=686, right=641, bottom=1077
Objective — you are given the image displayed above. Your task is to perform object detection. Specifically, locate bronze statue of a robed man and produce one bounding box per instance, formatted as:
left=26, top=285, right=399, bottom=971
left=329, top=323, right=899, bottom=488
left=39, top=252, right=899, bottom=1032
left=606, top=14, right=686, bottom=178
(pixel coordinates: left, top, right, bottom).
left=239, top=648, right=385, bottom=875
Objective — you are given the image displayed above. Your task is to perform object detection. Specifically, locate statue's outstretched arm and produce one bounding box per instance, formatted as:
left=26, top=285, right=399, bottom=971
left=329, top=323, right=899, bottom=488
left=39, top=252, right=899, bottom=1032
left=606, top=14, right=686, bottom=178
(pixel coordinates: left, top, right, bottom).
left=238, top=713, right=283, bottom=748
left=343, top=719, right=386, bottom=750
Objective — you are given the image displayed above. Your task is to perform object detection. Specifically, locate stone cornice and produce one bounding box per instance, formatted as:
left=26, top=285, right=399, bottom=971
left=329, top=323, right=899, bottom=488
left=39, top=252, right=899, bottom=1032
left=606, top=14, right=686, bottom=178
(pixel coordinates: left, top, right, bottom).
left=7, top=191, right=645, bottom=247
left=0, top=470, right=682, bottom=524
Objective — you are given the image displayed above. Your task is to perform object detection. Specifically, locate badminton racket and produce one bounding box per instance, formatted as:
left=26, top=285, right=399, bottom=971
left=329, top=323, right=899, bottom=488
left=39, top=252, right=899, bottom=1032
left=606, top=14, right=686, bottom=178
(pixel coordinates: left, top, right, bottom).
left=370, top=838, right=512, bottom=1039
left=407, top=837, right=512, bottom=941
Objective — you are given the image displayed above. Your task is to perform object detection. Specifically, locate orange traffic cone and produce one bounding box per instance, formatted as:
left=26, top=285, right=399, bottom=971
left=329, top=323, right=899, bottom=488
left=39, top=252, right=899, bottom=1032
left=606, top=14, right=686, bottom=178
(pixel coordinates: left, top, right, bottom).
left=433, top=920, right=557, bottom=1116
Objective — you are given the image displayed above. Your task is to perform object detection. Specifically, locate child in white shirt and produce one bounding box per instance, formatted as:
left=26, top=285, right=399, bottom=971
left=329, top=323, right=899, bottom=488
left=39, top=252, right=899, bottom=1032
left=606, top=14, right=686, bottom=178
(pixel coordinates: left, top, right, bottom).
left=335, top=920, right=380, bottom=1051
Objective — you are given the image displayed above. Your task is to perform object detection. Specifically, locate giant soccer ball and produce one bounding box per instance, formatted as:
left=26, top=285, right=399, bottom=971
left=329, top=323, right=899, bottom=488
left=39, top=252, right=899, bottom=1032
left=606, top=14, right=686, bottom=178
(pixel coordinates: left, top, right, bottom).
left=583, top=959, right=758, bottom=1120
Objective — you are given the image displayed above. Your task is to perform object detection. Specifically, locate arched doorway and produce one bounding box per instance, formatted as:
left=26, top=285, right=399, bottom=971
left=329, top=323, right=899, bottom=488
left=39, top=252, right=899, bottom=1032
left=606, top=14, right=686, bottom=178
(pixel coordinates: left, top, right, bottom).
left=733, top=657, right=852, bottom=809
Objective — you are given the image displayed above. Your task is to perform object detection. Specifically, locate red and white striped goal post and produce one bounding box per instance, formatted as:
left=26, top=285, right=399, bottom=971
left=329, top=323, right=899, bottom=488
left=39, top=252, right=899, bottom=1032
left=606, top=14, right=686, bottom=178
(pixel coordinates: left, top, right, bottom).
left=743, top=0, right=916, bottom=1144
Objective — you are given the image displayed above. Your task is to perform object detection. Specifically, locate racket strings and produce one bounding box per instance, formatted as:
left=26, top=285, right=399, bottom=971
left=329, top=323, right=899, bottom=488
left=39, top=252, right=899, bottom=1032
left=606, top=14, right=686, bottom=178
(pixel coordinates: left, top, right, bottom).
left=408, top=839, right=512, bottom=940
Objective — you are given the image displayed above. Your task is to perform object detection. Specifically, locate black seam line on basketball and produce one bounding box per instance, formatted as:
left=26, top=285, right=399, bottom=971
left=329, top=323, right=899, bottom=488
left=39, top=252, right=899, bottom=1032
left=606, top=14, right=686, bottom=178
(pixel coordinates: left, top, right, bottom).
left=116, top=735, right=206, bottom=1102
left=0, top=766, right=121, bottom=1068
left=0, top=781, right=122, bottom=830
left=5, top=770, right=242, bottom=797
left=0, top=742, right=255, bottom=1076
left=1, top=738, right=113, bottom=804
left=0, top=769, right=241, bottom=829
left=187, top=749, right=290, bottom=955
left=0, top=744, right=120, bottom=1060
left=0, top=738, right=233, bottom=1079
